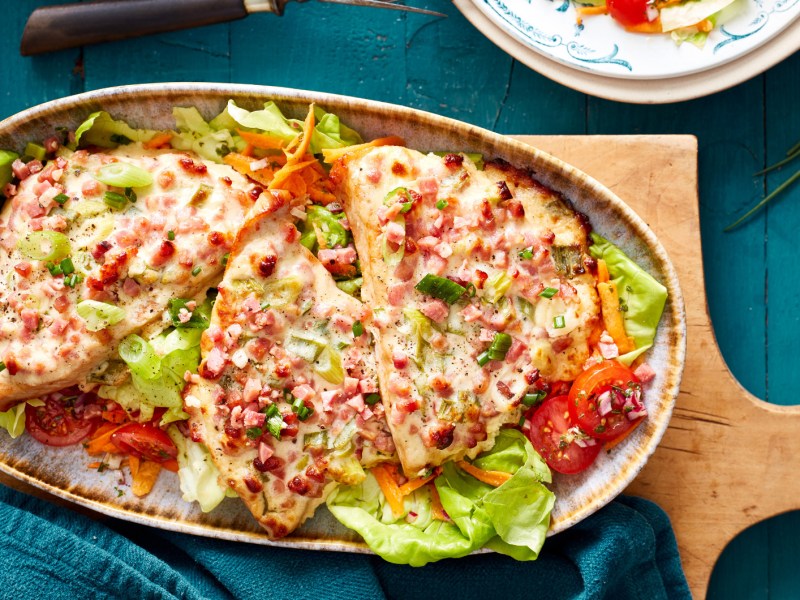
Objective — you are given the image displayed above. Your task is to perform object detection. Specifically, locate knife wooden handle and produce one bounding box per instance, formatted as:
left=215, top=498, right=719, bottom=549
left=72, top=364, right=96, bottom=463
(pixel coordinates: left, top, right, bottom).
left=20, top=0, right=252, bottom=56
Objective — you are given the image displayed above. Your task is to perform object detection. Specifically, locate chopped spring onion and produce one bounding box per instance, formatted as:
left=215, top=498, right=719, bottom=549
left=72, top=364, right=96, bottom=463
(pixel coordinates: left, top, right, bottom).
left=221, top=253, right=230, bottom=267
left=246, top=427, right=263, bottom=440
left=381, top=216, right=405, bottom=268
left=0, top=361, right=5, bottom=373
left=291, top=396, right=313, bottom=421
left=60, top=257, right=75, bottom=276
left=414, top=274, right=466, bottom=305
left=477, top=350, right=491, bottom=367
left=77, top=300, right=126, bottom=332
left=17, top=231, right=71, bottom=262
left=522, top=390, right=547, bottom=408
left=54, top=193, right=69, bottom=205
left=483, top=271, right=512, bottom=304
left=191, top=266, right=202, bottom=276
left=304, top=431, right=328, bottom=449
left=24, top=142, right=46, bottom=161
left=64, top=274, right=83, bottom=288
left=265, top=403, right=280, bottom=418
left=488, top=332, right=512, bottom=359
left=436, top=199, right=448, bottom=210
left=553, top=315, right=566, bottom=329
left=314, top=346, right=344, bottom=385
left=0, top=150, right=19, bottom=191
left=103, top=191, right=128, bottom=210
left=46, top=262, right=62, bottom=276
left=539, top=287, right=558, bottom=299
left=266, top=414, right=284, bottom=440
left=263, top=276, right=303, bottom=308
left=124, top=187, right=137, bottom=203
left=364, top=393, right=381, bottom=406
left=167, top=230, right=175, bottom=241
left=384, top=187, right=413, bottom=209
left=118, top=336, right=159, bottom=380
left=332, top=419, right=357, bottom=451
left=95, top=161, right=153, bottom=188
left=352, top=320, right=364, bottom=337
left=285, top=334, right=326, bottom=363
left=336, top=277, right=363, bottom=297
left=519, top=247, right=533, bottom=260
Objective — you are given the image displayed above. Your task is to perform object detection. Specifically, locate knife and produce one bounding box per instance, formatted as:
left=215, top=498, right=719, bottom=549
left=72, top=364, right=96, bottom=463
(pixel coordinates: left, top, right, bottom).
left=20, top=0, right=445, bottom=56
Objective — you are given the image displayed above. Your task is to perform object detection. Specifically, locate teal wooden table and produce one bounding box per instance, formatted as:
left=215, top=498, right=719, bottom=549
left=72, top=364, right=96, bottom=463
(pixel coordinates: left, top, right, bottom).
left=2, top=1, right=798, bottom=597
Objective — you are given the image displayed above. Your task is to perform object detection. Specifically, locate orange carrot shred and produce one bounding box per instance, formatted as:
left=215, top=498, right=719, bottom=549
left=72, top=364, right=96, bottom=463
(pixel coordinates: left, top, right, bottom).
left=238, top=130, right=285, bottom=150
left=371, top=465, right=406, bottom=517
left=398, top=471, right=437, bottom=496
left=456, top=461, right=512, bottom=487
left=129, top=455, right=140, bottom=477
left=430, top=484, right=451, bottom=522
left=131, top=460, right=162, bottom=497
left=322, top=136, right=405, bottom=164
left=597, top=258, right=610, bottom=283
left=142, top=132, right=173, bottom=149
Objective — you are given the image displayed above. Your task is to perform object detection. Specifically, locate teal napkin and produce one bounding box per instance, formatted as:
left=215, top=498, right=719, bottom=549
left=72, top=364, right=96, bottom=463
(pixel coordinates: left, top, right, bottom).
left=0, top=486, right=689, bottom=599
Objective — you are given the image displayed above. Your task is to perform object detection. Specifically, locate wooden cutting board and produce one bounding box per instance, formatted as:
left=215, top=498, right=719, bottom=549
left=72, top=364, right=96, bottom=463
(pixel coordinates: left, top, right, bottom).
left=517, top=135, right=800, bottom=599
left=1, top=135, right=787, bottom=599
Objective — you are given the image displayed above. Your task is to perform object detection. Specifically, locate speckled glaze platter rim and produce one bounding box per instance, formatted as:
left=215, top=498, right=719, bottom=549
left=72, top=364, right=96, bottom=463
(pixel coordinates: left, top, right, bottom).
left=0, top=83, right=685, bottom=552
left=454, top=0, right=800, bottom=103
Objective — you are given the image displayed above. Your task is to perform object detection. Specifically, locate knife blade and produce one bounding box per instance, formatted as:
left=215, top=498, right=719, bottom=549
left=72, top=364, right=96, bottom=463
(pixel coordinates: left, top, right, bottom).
left=20, top=0, right=445, bottom=56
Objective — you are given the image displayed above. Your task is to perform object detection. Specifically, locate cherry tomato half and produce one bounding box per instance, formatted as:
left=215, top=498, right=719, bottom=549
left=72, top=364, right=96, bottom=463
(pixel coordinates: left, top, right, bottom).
left=527, top=394, right=602, bottom=474
left=568, top=360, right=644, bottom=442
left=607, top=0, right=650, bottom=27
left=25, top=387, right=101, bottom=447
left=111, top=423, right=178, bottom=463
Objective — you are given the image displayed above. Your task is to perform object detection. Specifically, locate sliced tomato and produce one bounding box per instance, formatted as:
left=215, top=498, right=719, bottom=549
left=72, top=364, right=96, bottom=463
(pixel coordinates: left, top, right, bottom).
left=25, top=388, right=101, bottom=447
left=568, top=360, right=644, bottom=442
left=606, top=0, right=650, bottom=27
left=526, top=394, right=601, bottom=474
left=111, top=423, right=178, bottom=463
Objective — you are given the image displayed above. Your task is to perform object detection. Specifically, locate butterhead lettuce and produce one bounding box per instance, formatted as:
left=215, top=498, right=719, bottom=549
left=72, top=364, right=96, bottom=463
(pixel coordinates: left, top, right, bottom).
left=589, top=233, right=668, bottom=365
left=327, top=429, right=554, bottom=565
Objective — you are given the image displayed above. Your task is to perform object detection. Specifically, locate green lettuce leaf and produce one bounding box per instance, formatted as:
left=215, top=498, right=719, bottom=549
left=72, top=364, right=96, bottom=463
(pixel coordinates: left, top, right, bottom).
left=74, top=111, right=160, bottom=148
left=170, top=107, right=242, bottom=163
left=226, top=100, right=362, bottom=155
left=327, top=429, right=554, bottom=565
left=0, top=149, right=19, bottom=191
left=167, top=426, right=231, bottom=512
left=589, top=233, right=668, bottom=365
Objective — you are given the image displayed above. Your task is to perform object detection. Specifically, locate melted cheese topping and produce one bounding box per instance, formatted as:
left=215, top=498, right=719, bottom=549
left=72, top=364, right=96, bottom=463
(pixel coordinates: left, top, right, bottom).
left=0, top=146, right=254, bottom=404
left=338, top=147, right=600, bottom=475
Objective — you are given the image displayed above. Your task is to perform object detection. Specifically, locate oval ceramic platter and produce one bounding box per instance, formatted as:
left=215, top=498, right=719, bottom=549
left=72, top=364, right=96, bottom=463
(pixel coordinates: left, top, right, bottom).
left=469, top=0, right=800, bottom=79
left=0, top=84, right=686, bottom=553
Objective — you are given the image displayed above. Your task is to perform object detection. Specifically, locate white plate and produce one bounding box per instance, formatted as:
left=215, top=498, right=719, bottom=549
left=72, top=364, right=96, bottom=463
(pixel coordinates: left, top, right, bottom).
left=469, top=0, right=800, bottom=79
left=456, top=0, right=800, bottom=102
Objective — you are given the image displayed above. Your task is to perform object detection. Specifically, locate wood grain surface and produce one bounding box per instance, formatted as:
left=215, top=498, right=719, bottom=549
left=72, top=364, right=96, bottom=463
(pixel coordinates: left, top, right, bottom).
left=2, top=1, right=800, bottom=596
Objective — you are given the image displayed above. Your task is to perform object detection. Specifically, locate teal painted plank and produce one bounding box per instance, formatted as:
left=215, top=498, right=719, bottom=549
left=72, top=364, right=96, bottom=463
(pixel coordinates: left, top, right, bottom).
left=0, top=1, right=82, bottom=121
left=765, top=50, right=800, bottom=406
left=83, top=24, right=231, bottom=90
left=585, top=80, right=768, bottom=400
left=709, top=521, right=770, bottom=600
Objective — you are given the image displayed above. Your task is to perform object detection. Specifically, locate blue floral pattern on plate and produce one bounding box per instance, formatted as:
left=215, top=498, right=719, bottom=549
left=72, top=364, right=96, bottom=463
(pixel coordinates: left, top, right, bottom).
left=474, top=0, right=800, bottom=79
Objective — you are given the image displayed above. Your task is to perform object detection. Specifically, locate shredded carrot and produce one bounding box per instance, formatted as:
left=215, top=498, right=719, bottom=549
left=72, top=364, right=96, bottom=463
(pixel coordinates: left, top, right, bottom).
left=625, top=19, right=662, bottom=33
left=161, top=459, right=179, bottom=473
left=87, top=461, right=102, bottom=470
left=241, top=144, right=255, bottom=158
left=430, top=484, right=451, bottom=522
left=131, top=460, right=162, bottom=497
left=223, top=152, right=276, bottom=186
left=456, top=461, right=512, bottom=487
left=371, top=465, right=406, bottom=517
left=322, top=136, right=406, bottom=164
left=85, top=423, right=126, bottom=456
left=597, top=258, right=610, bottom=283
left=142, top=132, right=173, bottom=149
left=128, top=454, right=140, bottom=477
left=604, top=417, right=644, bottom=450
left=597, top=281, right=636, bottom=354
left=237, top=129, right=285, bottom=150
left=268, top=158, right=320, bottom=191
left=398, top=471, right=437, bottom=497
left=576, top=5, right=608, bottom=15
left=694, top=18, right=713, bottom=32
